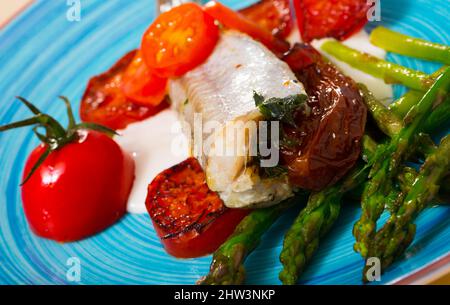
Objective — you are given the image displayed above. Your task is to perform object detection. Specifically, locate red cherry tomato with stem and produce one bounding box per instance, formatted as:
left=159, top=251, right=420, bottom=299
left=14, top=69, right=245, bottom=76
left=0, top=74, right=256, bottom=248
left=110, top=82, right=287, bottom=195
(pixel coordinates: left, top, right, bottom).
left=0, top=97, right=135, bottom=242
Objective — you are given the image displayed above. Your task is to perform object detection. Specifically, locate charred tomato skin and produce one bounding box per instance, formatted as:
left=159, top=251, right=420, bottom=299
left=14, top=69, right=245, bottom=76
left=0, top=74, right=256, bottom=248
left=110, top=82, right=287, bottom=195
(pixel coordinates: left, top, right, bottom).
left=146, top=158, right=249, bottom=258
left=21, top=130, right=135, bottom=242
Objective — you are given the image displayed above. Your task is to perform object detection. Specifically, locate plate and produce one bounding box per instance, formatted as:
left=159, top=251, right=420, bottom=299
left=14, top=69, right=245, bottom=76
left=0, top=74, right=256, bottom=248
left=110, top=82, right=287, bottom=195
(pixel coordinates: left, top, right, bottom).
left=0, top=0, right=449, bottom=285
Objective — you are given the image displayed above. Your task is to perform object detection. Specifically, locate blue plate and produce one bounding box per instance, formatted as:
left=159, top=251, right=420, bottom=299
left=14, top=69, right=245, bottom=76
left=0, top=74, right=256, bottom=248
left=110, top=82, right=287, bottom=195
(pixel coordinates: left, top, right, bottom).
left=0, top=0, right=449, bottom=285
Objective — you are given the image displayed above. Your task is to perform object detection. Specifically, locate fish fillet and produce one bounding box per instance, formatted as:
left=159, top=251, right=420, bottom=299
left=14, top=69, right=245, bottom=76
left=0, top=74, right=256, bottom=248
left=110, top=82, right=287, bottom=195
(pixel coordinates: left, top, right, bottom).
left=169, top=31, right=307, bottom=208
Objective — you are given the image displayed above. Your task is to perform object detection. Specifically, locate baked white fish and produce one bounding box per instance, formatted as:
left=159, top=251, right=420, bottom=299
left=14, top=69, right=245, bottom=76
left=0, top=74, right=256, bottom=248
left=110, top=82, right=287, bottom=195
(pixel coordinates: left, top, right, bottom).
left=169, top=31, right=306, bottom=208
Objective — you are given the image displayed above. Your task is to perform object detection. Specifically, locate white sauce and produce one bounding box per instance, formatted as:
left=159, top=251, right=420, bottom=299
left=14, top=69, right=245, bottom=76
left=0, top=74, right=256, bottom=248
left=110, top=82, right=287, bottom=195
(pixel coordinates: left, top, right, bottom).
left=288, top=28, right=393, bottom=104
left=115, top=109, right=190, bottom=214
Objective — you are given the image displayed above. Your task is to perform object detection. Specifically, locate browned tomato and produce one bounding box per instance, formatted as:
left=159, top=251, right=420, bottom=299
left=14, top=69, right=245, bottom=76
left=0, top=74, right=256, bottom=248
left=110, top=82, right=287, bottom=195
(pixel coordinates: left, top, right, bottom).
left=146, top=158, right=250, bottom=258
left=293, top=0, right=372, bottom=42
left=80, top=50, right=169, bottom=130
left=240, top=0, right=293, bottom=39
left=281, top=43, right=367, bottom=190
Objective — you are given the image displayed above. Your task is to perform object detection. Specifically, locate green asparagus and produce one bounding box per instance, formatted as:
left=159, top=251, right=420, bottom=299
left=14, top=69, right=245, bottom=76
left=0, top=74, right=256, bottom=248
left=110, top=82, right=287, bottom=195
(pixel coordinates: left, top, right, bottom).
left=279, top=77, right=448, bottom=283
left=388, top=67, right=448, bottom=118
left=389, top=91, right=423, bottom=118
left=370, top=27, right=450, bottom=65
left=321, top=40, right=432, bottom=91
left=359, top=83, right=438, bottom=160
left=279, top=162, right=370, bottom=285
left=364, top=135, right=450, bottom=281
left=358, top=84, right=403, bottom=136
left=423, top=95, right=450, bottom=133
left=353, top=68, right=450, bottom=258
left=199, top=195, right=306, bottom=285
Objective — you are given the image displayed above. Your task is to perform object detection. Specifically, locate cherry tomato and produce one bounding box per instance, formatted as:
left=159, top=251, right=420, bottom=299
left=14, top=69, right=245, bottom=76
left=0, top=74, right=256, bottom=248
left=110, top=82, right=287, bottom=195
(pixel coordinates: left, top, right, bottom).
left=146, top=158, right=249, bottom=258
left=121, top=50, right=168, bottom=107
left=81, top=50, right=169, bottom=130
left=240, top=0, right=293, bottom=39
left=293, top=0, right=372, bottom=42
left=141, top=3, right=219, bottom=78
left=281, top=44, right=367, bottom=190
left=204, top=1, right=290, bottom=56
left=22, top=130, right=135, bottom=242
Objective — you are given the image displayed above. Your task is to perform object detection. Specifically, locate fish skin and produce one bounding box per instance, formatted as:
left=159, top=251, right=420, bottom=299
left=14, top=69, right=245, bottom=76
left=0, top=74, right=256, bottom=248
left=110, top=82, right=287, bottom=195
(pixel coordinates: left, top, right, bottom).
left=169, top=31, right=306, bottom=208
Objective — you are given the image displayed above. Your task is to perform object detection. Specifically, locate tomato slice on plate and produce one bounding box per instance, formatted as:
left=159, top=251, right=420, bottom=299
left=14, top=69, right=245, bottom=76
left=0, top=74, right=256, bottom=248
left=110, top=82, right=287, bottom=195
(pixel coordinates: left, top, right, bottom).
left=146, top=158, right=250, bottom=258
left=121, top=50, right=168, bottom=107
left=80, top=50, right=169, bottom=130
left=204, top=1, right=290, bottom=56
left=240, top=0, right=293, bottom=39
left=141, top=3, right=219, bottom=78
left=293, top=0, right=372, bottom=42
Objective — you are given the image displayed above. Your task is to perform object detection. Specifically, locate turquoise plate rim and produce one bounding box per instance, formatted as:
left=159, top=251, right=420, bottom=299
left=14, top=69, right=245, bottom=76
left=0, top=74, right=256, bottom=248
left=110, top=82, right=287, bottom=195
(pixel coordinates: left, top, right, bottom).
left=0, top=0, right=449, bottom=285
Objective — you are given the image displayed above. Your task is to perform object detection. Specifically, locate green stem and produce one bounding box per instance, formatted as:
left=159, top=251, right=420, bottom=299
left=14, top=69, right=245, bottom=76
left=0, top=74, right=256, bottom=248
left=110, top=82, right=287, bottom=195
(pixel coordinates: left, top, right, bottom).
left=0, top=97, right=118, bottom=184
left=422, top=95, right=450, bottom=134
left=279, top=161, right=369, bottom=284
left=359, top=84, right=437, bottom=160
left=59, top=96, right=76, bottom=129
left=199, top=195, right=306, bottom=285
left=370, top=27, right=450, bottom=65
left=353, top=67, right=450, bottom=257
left=364, top=135, right=450, bottom=280
left=321, top=40, right=431, bottom=91
left=389, top=91, right=424, bottom=118
left=358, top=84, right=403, bottom=136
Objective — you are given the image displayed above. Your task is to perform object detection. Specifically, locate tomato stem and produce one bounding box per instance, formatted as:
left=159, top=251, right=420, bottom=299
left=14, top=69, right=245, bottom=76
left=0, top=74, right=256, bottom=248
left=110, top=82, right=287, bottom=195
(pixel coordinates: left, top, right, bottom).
left=59, top=96, right=76, bottom=130
left=0, top=96, right=118, bottom=184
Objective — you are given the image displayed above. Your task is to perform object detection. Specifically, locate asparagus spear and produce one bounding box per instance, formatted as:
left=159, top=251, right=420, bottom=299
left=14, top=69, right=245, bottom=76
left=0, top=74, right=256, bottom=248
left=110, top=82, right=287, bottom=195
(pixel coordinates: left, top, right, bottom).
left=423, top=95, right=450, bottom=134
left=278, top=79, right=447, bottom=283
left=358, top=84, right=403, bottom=136
left=321, top=40, right=432, bottom=91
left=363, top=135, right=450, bottom=280
left=388, top=68, right=447, bottom=118
left=370, top=27, right=450, bottom=65
left=198, top=195, right=307, bottom=285
left=359, top=83, right=438, bottom=160
left=387, top=81, right=450, bottom=134
left=353, top=68, right=450, bottom=257
left=279, top=161, right=370, bottom=285
left=389, top=91, right=423, bottom=118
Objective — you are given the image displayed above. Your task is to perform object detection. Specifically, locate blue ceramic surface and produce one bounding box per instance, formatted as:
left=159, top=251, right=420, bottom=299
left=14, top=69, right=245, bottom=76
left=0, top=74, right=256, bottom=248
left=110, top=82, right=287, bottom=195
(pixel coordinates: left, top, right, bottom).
left=0, top=0, right=449, bottom=284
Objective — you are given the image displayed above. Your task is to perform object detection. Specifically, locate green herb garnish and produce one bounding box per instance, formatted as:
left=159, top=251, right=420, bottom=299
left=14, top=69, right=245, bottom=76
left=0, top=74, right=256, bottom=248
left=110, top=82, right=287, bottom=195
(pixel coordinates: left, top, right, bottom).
left=254, top=92, right=307, bottom=127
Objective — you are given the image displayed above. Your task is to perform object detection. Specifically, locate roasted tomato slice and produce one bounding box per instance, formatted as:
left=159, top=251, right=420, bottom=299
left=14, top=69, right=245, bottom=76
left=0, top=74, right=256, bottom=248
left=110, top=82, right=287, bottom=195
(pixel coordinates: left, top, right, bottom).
left=146, top=158, right=249, bottom=258
left=80, top=50, right=169, bottom=130
left=281, top=44, right=367, bottom=190
left=293, top=0, right=372, bottom=42
left=240, top=0, right=293, bottom=39
left=121, top=50, right=168, bottom=107
left=204, top=1, right=290, bottom=56
left=141, top=3, right=219, bottom=78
